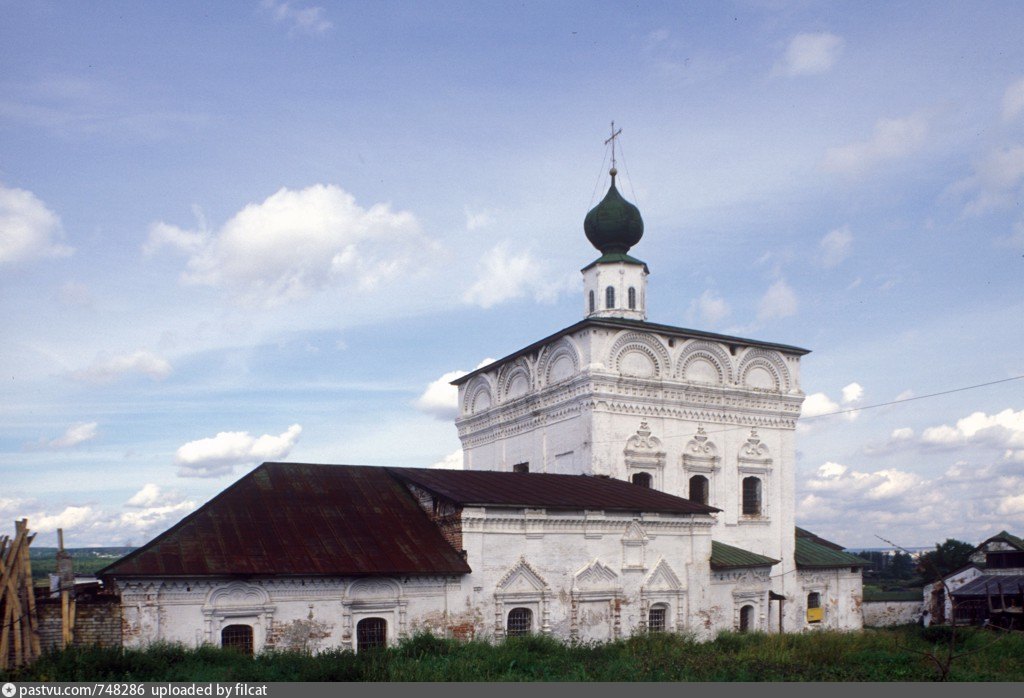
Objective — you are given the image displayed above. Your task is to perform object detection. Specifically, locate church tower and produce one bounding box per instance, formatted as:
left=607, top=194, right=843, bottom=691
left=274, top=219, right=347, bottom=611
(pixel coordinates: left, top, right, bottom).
left=452, top=149, right=808, bottom=606
left=581, top=165, right=648, bottom=322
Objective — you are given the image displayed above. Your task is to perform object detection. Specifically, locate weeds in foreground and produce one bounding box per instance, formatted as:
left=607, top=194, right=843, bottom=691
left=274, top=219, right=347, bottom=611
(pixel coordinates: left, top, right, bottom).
left=3, top=626, right=1022, bottom=682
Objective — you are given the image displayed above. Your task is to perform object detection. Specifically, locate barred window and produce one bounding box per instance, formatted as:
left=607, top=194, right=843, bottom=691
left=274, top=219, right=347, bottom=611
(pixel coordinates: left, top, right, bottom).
left=357, top=617, right=387, bottom=651
left=742, top=477, right=762, bottom=516
left=221, top=624, right=253, bottom=655
left=648, top=605, right=667, bottom=632
left=689, top=475, right=709, bottom=505
left=605, top=286, right=615, bottom=309
left=631, top=472, right=652, bottom=488
left=506, top=607, right=532, bottom=637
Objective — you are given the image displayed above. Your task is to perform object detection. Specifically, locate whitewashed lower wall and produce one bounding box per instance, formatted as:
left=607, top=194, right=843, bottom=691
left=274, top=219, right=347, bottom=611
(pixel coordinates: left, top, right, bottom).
left=862, top=600, right=922, bottom=627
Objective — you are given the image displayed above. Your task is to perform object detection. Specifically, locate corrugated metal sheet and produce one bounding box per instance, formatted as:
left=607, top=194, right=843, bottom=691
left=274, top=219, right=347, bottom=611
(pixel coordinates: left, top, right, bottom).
left=794, top=536, right=869, bottom=569
left=952, top=574, right=1024, bottom=597
left=389, top=467, right=719, bottom=515
left=710, top=540, right=779, bottom=569
left=100, top=463, right=472, bottom=578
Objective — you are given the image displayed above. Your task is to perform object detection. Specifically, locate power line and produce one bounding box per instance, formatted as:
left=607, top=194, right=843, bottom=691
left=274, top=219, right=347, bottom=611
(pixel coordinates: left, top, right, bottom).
left=800, top=374, right=1024, bottom=422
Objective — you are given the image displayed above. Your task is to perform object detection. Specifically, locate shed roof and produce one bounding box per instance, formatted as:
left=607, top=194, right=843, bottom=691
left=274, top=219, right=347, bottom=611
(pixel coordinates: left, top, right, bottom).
left=99, top=463, right=472, bottom=579
left=390, top=467, right=719, bottom=515
left=795, top=536, right=870, bottom=569
left=951, top=574, right=1024, bottom=598
left=710, top=540, right=779, bottom=570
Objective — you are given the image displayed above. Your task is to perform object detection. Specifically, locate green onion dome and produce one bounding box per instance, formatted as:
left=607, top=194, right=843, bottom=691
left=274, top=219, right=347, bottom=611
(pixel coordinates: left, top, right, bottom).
left=584, top=168, right=644, bottom=254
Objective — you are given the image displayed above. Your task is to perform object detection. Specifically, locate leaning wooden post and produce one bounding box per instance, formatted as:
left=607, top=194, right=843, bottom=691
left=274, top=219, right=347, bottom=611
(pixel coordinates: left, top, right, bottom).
left=19, top=520, right=41, bottom=660
left=57, top=528, right=75, bottom=649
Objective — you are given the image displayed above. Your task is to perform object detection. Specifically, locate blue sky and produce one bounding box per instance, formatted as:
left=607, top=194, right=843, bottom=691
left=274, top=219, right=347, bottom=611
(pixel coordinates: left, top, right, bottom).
left=2, top=1, right=1023, bottom=549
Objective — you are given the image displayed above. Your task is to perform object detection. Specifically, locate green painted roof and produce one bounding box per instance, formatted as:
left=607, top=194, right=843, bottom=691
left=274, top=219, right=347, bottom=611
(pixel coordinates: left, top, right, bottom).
left=981, top=530, right=1024, bottom=552
left=710, top=540, right=780, bottom=570
left=795, top=536, right=870, bottom=569
left=580, top=252, right=649, bottom=273
left=584, top=176, right=644, bottom=255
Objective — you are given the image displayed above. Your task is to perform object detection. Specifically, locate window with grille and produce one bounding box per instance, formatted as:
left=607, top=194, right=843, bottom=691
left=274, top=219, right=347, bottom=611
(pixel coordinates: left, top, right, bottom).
left=806, top=592, right=823, bottom=623
left=221, top=624, right=253, bottom=655
left=605, top=286, right=615, bottom=309
left=689, top=475, right=709, bottom=505
left=648, top=605, right=667, bottom=632
left=742, top=477, right=762, bottom=516
left=628, top=287, right=636, bottom=309
left=357, top=617, right=387, bottom=651
left=506, top=607, right=532, bottom=636
left=631, top=472, right=652, bottom=488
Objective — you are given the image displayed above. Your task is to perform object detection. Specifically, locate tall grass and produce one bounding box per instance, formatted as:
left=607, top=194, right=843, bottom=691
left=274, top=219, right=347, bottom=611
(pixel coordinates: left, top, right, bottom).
left=4, top=626, right=1022, bottom=682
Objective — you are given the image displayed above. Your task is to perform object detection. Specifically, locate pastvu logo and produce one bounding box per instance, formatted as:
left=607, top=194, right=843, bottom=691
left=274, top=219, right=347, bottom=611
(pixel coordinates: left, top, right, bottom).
left=2, top=682, right=16, bottom=698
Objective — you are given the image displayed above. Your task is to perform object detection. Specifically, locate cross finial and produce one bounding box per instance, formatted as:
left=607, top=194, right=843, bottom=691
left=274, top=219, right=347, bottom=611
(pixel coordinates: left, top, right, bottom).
left=604, top=120, right=622, bottom=176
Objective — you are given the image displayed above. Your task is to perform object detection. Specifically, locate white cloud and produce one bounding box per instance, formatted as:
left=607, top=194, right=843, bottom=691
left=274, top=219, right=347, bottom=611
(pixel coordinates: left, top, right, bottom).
left=415, top=359, right=496, bottom=420
left=756, top=278, right=797, bottom=322
left=70, top=350, right=172, bottom=384
left=175, top=423, right=302, bottom=478
left=148, top=184, right=429, bottom=307
left=955, top=146, right=1024, bottom=216
left=822, top=115, right=928, bottom=176
left=0, top=183, right=73, bottom=264
left=1002, top=77, right=1024, bottom=122
left=430, top=450, right=464, bottom=470
left=841, top=382, right=863, bottom=404
left=464, top=207, right=493, bottom=231
left=32, top=505, right=96, bottom=533
left=463, top=242, right=576, bottom=308
left=921, top=408, right=1024, bottom=449
left=416, top=370, right=468, bottom=420
left=46, top=421, right=98, bottom=449
left=801, top=392, right=840, bottom=418
left=774, top=32, right=844, bottom=77
left=125, top=483, right=181, bottom=508
left=891, top=427, right=914, bottom=441
left=819, top=226, right=852, bottom=268
left=261, top=1, right=332, bottom=36
left=798, top=455, right=1024, bottom=546
left=688, top=289, right=731, bottom=325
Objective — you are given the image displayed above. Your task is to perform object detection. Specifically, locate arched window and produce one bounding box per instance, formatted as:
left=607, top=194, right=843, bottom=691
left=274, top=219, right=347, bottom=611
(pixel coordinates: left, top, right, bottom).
left=742, top=477, right=762, bottom=516
left=357, top=617, right=387, bottom=651
left=648, top=604, right=667, bottom=632
left=605, top=286, right=615, bottom=309
left=221, top=624, right=253, bottom=655
left=628, top=287, right=636, bottom=310
left=689, top=475, right=709, bottom=505
left=739, top=605, right=754, bottom=632
left=806, top=592, right=822, bottom=623
left=631, top=472, right=652, bottom=488
left=589, top=290, right=595, bottom=314
left=506, top=607, right=532, bottom=637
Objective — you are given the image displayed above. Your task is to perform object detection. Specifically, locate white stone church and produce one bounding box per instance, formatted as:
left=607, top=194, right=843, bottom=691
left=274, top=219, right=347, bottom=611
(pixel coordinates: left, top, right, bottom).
left=101, top=166, right=865, bottom=653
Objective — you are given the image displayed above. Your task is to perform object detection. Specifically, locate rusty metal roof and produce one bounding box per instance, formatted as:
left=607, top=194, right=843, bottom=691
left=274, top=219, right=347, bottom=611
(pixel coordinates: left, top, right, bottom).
left=388, top=467, right=719, bottom=515
left=99, top=463, right=472, bottom=579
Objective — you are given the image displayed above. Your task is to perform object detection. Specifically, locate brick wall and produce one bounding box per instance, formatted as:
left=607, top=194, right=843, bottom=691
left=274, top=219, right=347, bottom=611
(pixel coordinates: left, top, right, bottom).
left=37, top=596, right=122, bottom=650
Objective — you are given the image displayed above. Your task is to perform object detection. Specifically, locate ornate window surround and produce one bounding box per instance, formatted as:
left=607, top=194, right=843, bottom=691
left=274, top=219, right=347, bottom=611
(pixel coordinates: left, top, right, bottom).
left=624, top=421, right=666, bottom=490
left=681, top=425, right=720, bottom=506
left=737, top=429, right=772, bottom=523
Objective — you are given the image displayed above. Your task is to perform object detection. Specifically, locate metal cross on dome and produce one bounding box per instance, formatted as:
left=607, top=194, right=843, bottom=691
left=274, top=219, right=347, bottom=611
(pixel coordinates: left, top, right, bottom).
left=604, top=121, right=622, bottom=170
